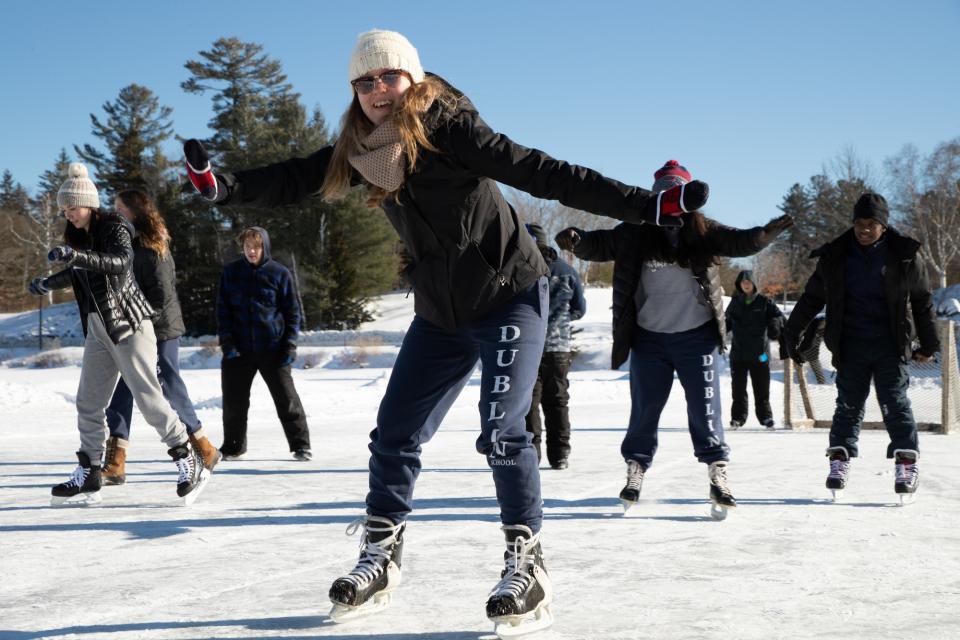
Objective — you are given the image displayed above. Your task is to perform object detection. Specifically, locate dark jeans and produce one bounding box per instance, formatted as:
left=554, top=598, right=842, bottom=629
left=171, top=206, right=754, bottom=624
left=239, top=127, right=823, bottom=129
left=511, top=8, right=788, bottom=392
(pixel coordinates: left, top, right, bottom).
left=221, top=351, right=310, bottom=454
left=623, top=322, right=729, bottom=469
left=106, top=338, right=201, bottom=440
left=368, top=278, right=548, bottom=532
left=830, top=336, right=918, bottom=458
left=525, top=351, right=572, bottom=465
left=730, top=360, right=772, bottom=424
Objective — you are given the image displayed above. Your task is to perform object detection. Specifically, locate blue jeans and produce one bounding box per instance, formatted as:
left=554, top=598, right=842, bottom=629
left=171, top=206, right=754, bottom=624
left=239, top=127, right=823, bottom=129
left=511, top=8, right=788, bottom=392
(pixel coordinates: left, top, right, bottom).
left=367, top=278, right=548, bottom=531
left=622, top=322, right=729, bottom=468
left=106, top=338, right=201, bottom=440
left=830, top=336, right=918, bottom=458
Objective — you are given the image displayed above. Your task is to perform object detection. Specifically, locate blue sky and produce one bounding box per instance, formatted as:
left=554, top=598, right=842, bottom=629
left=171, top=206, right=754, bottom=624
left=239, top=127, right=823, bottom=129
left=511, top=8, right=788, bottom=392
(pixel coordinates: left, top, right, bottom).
left=0, top=0, right=957, bottom=228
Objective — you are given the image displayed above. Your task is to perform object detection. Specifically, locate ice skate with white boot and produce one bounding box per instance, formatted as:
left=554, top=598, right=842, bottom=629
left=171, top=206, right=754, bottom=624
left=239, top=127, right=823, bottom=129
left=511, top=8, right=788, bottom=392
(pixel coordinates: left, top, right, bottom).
left=486, top=524, right=554, bottom=638
left=825, top=446, right=850, bottom=502
left=51, top=451, right=102, bottom=506
left=708, top=461, right=736, bottom=520
left=893, top=449, right=919, bottom=506
left=329, top=516, right=405, bottom=622
left=618, top=460, right=644, bottom=514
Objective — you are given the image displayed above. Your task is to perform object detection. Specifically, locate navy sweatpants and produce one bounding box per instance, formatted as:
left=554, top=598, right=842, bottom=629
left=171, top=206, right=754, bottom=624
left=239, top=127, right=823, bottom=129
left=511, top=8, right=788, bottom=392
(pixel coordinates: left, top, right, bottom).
left=106, top=338, right=201, bottom=440
left=368, top=278, right=548, bottom=532
left=622, top=321, right=729, bottom=468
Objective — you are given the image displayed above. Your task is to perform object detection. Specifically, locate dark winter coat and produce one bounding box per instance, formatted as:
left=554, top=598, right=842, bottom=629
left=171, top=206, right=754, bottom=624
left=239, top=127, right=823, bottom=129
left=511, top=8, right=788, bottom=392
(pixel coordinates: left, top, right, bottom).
left=542, top=247, right=586, bottom=352
left=572, top=215, right=776, bottom=369
left=216, top=227, right=301, bottom=355
left=786, top=227, right=939, bottom=366
left=131, top=237, right=185, bottom=342
left=44, top=212, right=154, bottom=344
left=216, top=75, right=664, bottom=331
left=724, top=270, right=784, bottom=363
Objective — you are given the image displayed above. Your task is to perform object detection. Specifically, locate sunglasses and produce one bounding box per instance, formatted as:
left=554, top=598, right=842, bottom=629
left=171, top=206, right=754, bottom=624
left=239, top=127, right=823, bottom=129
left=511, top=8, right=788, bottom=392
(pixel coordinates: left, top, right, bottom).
left=351, top=70, right=408, bottom=95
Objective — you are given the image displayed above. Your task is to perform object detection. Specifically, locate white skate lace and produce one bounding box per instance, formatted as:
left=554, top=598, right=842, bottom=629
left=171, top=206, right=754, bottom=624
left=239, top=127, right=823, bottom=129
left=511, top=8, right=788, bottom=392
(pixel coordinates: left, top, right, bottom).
left=709, top=463, right=731, bottom=494
left=624, top=461, right=643, bottom=491
left=828, top=458, right=850, bottom=480
left=490, top=532, right=539, bottom=600
left=64, top=464, right=88, bottom=488
left=341, top=518, right=398, bottom=588
left=896, top=462, right=918, bottom=485
left=174, top=454, right=195, bottom=485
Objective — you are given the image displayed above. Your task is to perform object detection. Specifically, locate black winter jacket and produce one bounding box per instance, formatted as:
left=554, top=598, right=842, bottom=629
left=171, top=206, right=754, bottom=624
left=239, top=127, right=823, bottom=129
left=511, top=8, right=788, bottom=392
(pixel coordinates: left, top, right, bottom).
left=785, top=227, right=939, bottom=366
left=572, top=216, right=776, bottom=369
left=131, top=237, right=185, bottom=342
left=725, top=270, right=784, bottom=363
left=44, top=213, right=154, bottom=344
left=216, top=76, right=666, bottom=331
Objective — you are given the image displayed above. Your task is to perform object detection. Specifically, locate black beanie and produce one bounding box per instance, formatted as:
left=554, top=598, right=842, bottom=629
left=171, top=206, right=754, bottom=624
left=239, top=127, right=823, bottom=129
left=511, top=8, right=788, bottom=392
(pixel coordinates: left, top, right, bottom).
left=853, top=193, right=889, bottom=227
left=525, top=223, right=549, bottom=249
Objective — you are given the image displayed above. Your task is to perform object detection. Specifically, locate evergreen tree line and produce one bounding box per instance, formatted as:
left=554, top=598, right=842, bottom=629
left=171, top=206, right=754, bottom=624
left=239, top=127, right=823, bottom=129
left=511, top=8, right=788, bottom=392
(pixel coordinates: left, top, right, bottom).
left=0, top=38, right=400, bottom=333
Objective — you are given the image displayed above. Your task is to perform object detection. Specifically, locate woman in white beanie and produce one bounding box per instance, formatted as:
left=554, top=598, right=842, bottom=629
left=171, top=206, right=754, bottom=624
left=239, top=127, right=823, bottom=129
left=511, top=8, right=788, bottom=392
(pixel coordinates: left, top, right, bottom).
left=183, top=28, right=710, bottom=634
left=27, top=163, right=210, bottom=507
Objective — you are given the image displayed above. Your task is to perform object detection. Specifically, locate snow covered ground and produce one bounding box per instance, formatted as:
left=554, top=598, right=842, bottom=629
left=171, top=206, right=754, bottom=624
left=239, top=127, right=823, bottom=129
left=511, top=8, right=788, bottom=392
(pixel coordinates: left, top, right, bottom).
left=2, top=289, right=960, bottom=640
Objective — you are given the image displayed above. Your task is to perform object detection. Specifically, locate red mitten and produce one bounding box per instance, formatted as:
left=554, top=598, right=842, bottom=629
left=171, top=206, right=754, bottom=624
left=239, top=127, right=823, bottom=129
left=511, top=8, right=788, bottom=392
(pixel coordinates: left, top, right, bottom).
left=184, top=139, right=218, bottom=201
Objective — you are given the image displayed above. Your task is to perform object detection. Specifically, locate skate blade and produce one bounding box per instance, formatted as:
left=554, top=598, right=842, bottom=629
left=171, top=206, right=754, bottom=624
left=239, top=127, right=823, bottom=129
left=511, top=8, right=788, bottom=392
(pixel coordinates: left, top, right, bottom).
left=50, top=491, right=102, bottom=507
left=709, top=503, right=729, bottom=521
left=898, top=493, right=916, bottom=506
left=181, top=468, right=211, bottom=507
left=493, top=604, right=554, bottom=638
left=620, top=499, right=637, bottom=515
left=829, top=489, right=844, bottom=503
left=329, top=592, right=393, bottom=623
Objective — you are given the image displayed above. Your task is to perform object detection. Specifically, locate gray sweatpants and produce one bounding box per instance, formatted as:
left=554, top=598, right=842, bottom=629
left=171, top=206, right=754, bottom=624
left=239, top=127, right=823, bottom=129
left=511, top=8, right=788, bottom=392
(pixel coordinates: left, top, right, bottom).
left=76, top=313, right=187, bottom=462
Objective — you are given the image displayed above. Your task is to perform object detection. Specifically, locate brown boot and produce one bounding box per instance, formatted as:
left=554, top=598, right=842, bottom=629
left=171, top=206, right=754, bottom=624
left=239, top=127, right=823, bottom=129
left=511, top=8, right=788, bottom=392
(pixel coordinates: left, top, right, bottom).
left=102, top=437, right=128, bottom=485
left=189, top=429, right=221, bottom=471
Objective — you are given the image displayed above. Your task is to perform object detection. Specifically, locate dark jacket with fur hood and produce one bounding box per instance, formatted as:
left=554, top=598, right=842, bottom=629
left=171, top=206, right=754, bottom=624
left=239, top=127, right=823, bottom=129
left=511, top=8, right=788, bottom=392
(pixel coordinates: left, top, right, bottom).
left=214, top=75, right=668, bottom=331
left=570, top=215, right=778, bottom=369
left=44, top=212, right=154, bottom=344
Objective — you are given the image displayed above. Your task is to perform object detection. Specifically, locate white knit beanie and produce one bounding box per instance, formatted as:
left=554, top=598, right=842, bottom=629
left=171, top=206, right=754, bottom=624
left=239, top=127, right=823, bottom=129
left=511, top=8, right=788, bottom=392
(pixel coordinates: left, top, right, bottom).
left=57, top=163, right=100, bottom=209
left=349, top=30, right=425, bottom=84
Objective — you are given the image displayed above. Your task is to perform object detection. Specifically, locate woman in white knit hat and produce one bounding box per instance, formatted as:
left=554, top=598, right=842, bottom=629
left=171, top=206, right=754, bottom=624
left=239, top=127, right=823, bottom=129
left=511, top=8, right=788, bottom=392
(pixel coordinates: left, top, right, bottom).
left=183, top=28, right=711, bottom=634
left=27, top=163, right=210, bottom=507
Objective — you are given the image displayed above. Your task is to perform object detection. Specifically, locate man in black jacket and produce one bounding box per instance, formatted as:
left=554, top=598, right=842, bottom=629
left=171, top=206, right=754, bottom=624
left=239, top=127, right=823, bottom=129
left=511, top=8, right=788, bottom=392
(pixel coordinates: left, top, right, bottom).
left=725, top=270, right=784, bottom=429
left=785, top=193, right=938, bottom=499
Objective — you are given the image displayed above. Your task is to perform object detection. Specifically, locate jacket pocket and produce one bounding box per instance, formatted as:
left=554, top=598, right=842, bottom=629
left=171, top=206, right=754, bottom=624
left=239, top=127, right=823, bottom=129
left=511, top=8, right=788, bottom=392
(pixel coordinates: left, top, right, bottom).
left=451, top=242, right=502, bottom=322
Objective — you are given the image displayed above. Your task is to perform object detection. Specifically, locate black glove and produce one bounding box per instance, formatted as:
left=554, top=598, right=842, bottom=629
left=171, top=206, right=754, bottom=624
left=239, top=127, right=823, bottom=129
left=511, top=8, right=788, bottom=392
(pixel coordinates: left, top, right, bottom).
left=220, top=338, right=240, bottom=360
left=761, top=214, right=794, bottom=241
left=784, top=335, right=806, bottom=366
left=47, top=245, right=75, bottom=264
left=28, top=277, right=50, bottom=296
left=555, top=228, right=581, bottom=252
left=280, top=344, right=297, bottom=367
left=184, top=139, right=219, bottom=201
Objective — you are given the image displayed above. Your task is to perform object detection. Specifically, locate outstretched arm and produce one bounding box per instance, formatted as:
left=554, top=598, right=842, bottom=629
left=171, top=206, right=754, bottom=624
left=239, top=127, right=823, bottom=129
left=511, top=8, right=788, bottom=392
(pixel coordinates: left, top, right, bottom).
left=705, top=214, right=794, bottom=258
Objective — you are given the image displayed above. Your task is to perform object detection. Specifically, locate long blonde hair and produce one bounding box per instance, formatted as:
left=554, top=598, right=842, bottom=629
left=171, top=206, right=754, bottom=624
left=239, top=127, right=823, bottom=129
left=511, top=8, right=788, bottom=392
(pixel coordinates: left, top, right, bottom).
left=321, top=75, right=459, bottom=206
left=117, top=190, right=171, bottom=259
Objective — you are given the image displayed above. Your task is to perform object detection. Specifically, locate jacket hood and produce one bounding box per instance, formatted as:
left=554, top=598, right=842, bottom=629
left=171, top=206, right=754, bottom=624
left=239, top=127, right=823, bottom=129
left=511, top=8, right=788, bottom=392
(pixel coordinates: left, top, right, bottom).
left=247, top=226, right=272, bottom=266
left=735, top=269, right=758, bottom=294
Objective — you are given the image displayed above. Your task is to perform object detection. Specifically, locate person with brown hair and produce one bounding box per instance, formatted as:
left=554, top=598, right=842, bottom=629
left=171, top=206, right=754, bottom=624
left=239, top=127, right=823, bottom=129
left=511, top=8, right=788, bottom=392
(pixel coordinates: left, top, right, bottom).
left=557, top=160, right=792, bottom=520
left=99, top=189, right=220, bottom=485
left=183, top=30, right=709, bottom=633
left=26, top=164, right=209, bottom=506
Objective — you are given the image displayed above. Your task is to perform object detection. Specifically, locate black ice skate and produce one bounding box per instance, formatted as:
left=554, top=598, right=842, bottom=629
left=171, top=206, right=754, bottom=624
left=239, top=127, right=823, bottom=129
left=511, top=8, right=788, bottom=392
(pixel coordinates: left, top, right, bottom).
left=486, top=524, right=554, bottom=638
left=329, top=516, right=405, bottom=622
left=708, top=461, right=736, bottom=520
left=762, top=419, right=776, bottom=431
left=729, top=419, right=744, bottom=430
left=619, top=460, right=644, bottom=513
left=825, top=446, right=850, bottom=502
left=893, top=449, right=919, bottom=505
left=169, top=442, right=210, bottom=506
left=51, top=451, right=102, bottom=506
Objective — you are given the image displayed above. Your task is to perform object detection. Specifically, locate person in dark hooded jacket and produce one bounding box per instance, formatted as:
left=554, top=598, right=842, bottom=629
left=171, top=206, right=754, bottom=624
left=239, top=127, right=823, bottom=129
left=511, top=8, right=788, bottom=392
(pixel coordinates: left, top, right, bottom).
left=785, top=193, right=938, bottom=499
left=183, top=30, right=711, bottom=628
left=523, top=223, right=585, bottom=470
left=724, top=270, right=784, bottom=429
left=557, top=160, right=793, bottom=516
left=217, top=226, right=311, bottom=462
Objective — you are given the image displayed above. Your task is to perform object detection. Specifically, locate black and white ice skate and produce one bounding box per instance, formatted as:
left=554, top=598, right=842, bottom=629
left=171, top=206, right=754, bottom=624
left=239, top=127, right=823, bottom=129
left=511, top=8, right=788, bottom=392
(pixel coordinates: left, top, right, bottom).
left=486, top=525, right=554, bottom=639
left=51, top=451, right=102, bottom=506
left=825, top=446, right=850, bottom=502
left=619, top=460, right=644, bottom=513
left=893, top=449, right=919, bottom=506
left=329, top=516, right=405, bottom=622
left=729, top=419, right=744, bottom=430
left=169, top=442, right=210, bottom=506
left=762, top=419, right=776, bottom=431
left=708, top=461, right=736, bottom=520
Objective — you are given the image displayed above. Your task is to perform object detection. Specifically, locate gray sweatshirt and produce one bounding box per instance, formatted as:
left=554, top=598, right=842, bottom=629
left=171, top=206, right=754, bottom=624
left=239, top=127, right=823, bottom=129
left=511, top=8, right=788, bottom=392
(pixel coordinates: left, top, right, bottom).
left=635, top=260, right=713, bottom=333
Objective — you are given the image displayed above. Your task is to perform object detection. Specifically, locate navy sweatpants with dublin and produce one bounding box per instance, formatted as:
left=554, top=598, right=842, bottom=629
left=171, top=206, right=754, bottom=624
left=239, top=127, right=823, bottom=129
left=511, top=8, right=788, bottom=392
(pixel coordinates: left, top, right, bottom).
left=622, top=321, right=729, bottom=469
left=368, top=278, right=548, bottom=532
left=106, top=338, right=201, bottom=440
